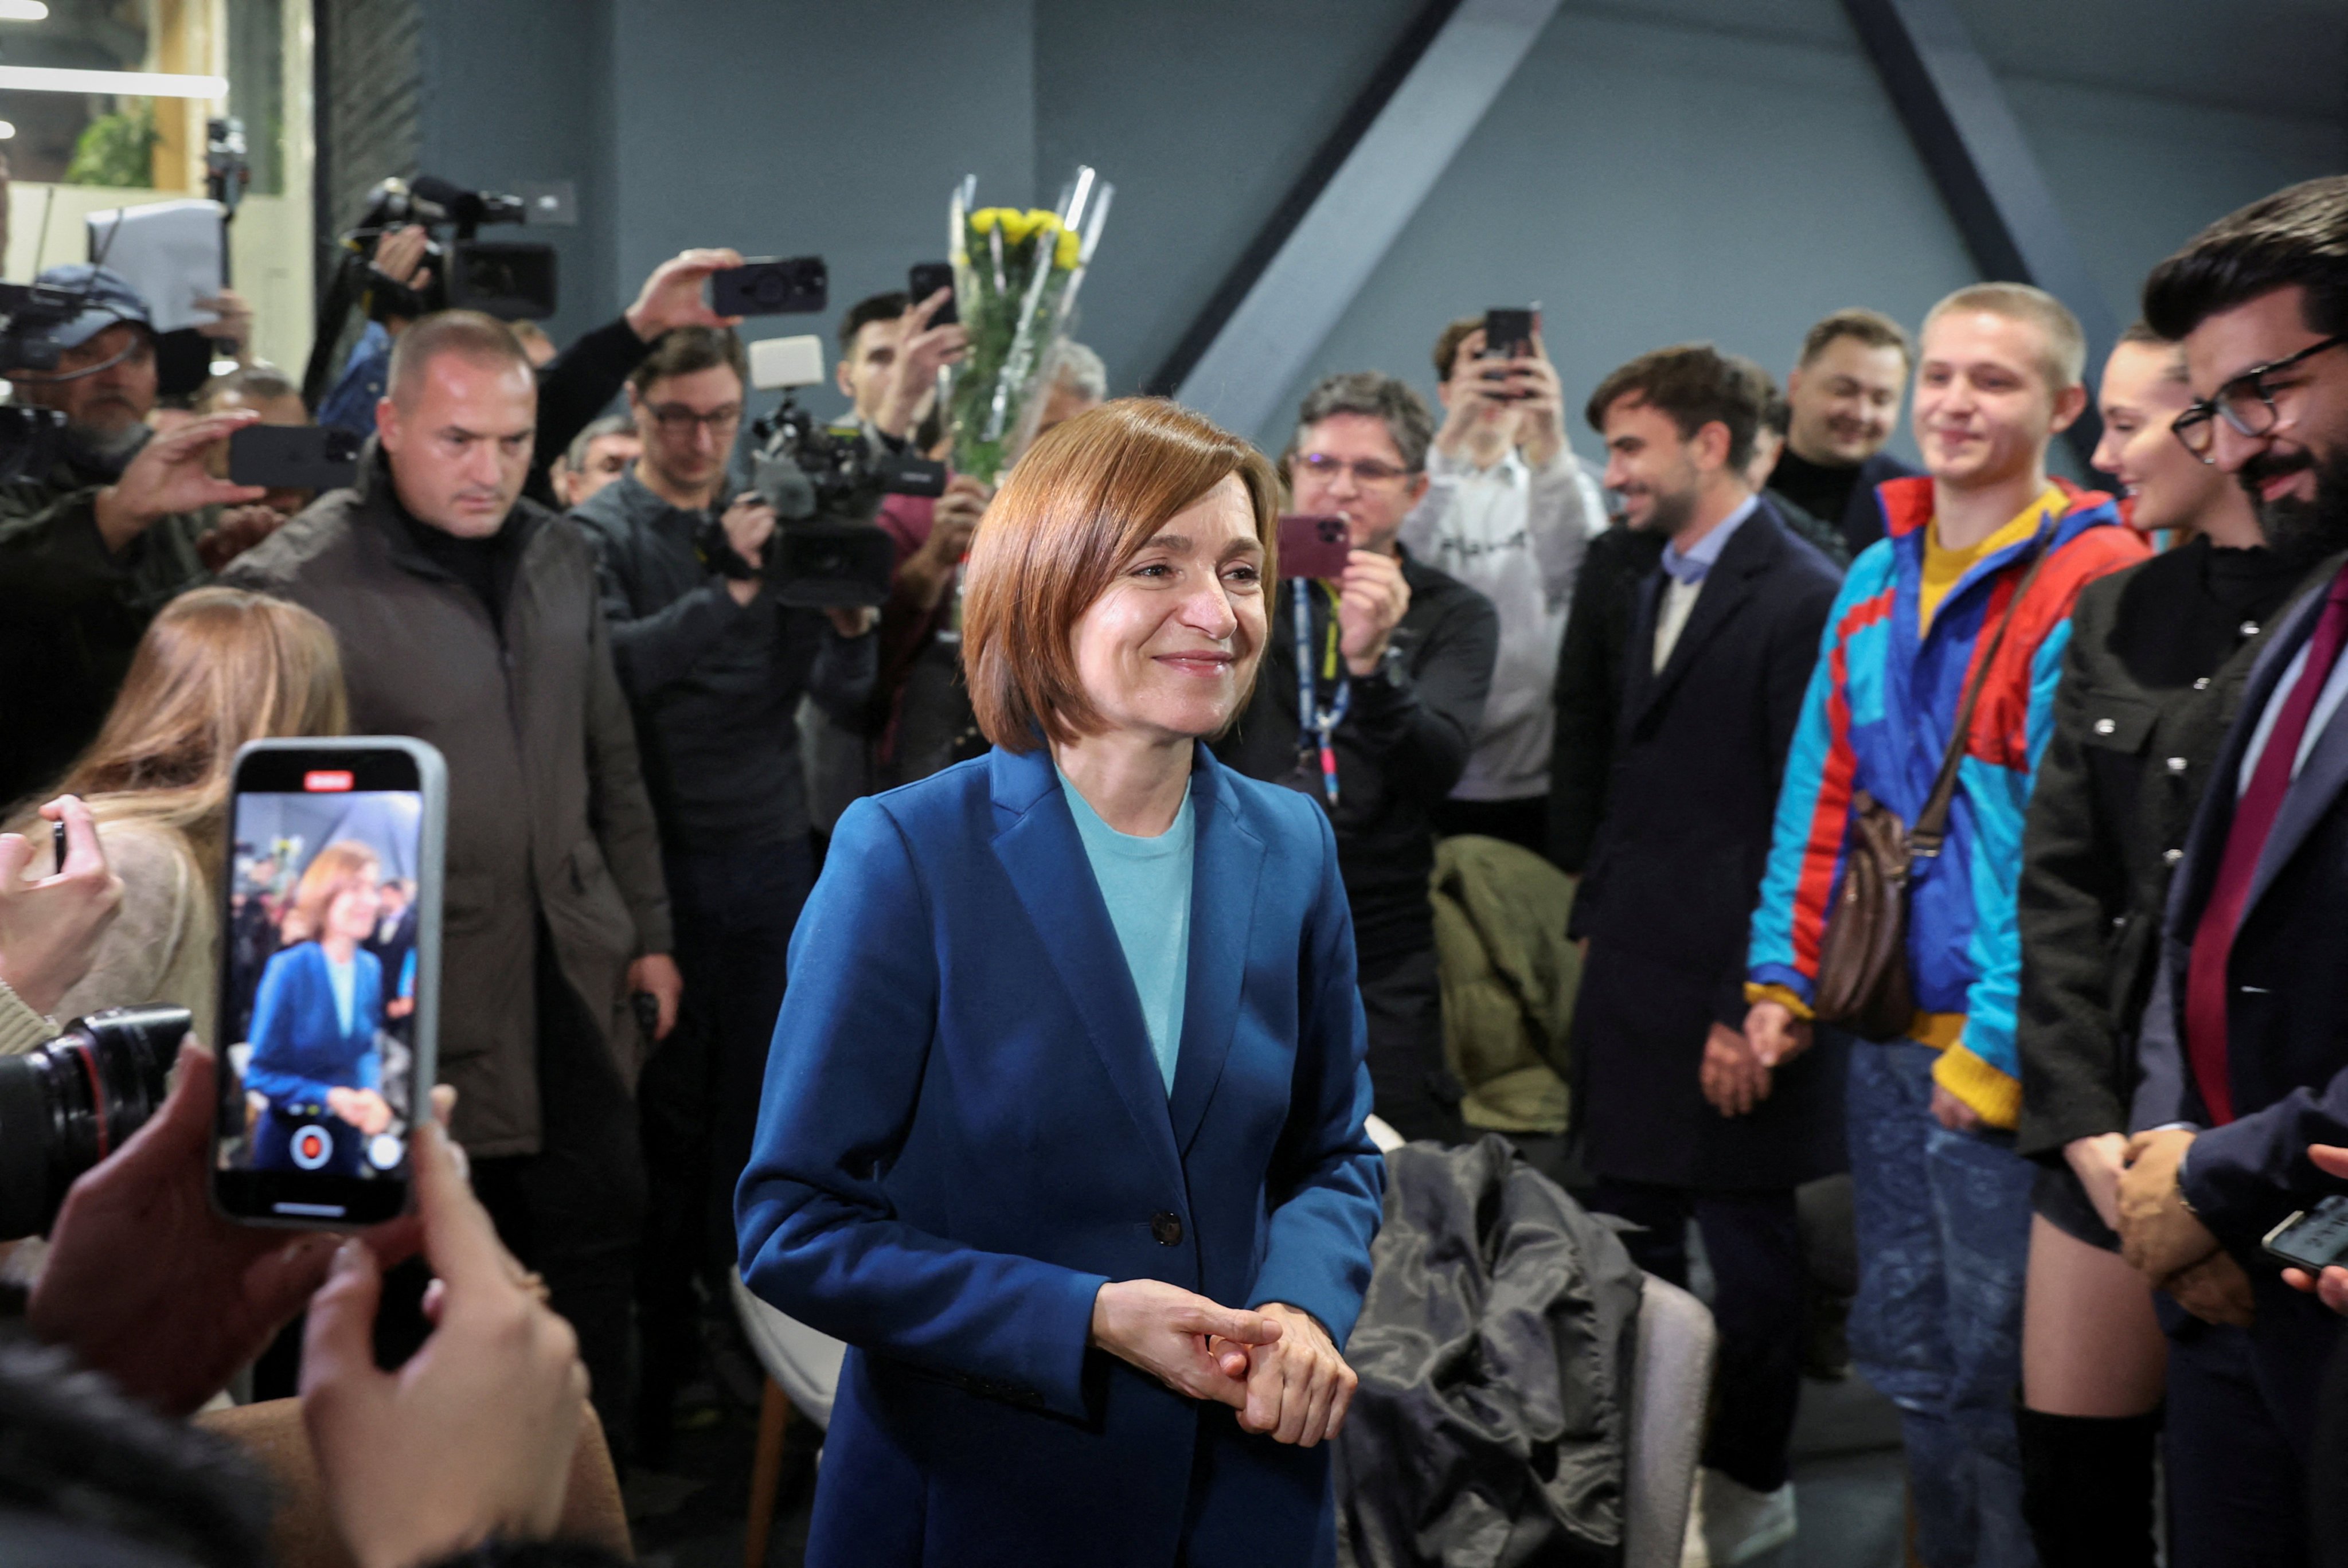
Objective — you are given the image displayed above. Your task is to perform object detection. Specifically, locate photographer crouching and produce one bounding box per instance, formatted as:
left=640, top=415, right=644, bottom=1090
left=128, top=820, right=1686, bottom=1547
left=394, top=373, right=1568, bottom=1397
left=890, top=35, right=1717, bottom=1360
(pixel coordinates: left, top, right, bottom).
left=569, top=325, right=875, bottom=1462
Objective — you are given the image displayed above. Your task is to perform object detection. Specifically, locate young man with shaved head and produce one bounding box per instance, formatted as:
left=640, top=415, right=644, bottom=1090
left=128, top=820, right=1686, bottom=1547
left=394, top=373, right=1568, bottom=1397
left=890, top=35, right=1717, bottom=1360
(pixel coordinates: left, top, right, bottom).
left=225, top=311, right=676, bottom=1458
left=1745, top=284, right=2146, bottom=1567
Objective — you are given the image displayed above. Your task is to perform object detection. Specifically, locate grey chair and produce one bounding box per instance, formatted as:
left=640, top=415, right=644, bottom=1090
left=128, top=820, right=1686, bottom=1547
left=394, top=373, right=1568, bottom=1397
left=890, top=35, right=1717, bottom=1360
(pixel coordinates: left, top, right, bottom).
left=1623, top=1272, right=1718, bottom=1568
left=730, top=1267, right=847, bottom=1568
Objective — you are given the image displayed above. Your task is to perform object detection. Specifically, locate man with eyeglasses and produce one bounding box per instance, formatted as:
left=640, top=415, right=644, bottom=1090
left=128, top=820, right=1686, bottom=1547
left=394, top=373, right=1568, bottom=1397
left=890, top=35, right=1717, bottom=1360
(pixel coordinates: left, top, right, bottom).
left=1216, top=370, right=1499, bottom=1143
left=571, top=325, right=876, bottom=1461
left=2115, top=175, right=2348, bottom=1568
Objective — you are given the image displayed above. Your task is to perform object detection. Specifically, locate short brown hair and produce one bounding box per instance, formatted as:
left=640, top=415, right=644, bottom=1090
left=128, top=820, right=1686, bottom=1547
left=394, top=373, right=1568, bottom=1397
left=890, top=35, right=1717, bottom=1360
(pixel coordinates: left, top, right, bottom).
left=1798, top=307, right=1913, bottom=370
left=1433, top=315, right=1482, bottom=381
left=292, top=840, right=381, bottom=940
left=1921, top=282, right=2087, bottom=390
left=386, top=310, right=532, bottom=408
left=628, top=325, right=748, bottom=396
left=1584, top=343, right=1768, bottom=471
left=963, top=398, right=1282, bottom=753
left=1296, top=372, right=1435, bottom=474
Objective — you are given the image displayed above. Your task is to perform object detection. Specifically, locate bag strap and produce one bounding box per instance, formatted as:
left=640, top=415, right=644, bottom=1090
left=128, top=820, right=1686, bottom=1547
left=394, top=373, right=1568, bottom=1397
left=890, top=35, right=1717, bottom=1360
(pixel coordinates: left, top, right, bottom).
left=1909, top=537, right=2056, bottom=861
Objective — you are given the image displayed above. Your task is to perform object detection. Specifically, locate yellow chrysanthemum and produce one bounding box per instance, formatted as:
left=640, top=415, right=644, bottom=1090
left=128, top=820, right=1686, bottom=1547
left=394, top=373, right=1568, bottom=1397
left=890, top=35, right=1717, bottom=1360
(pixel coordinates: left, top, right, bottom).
left=1054, top=227, right=1080, bottom=269
left=968, top=207, right=1007, bottom=236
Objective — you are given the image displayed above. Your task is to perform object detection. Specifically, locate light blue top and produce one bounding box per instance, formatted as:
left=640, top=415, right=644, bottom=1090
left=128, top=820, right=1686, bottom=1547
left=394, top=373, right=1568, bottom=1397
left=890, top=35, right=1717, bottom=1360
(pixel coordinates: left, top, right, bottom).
left=325, top=951, right=357, bottom=1036
left=1659, top=492, right=1759, bottom=584
left=1057, top=767, right=1196, bottom=1096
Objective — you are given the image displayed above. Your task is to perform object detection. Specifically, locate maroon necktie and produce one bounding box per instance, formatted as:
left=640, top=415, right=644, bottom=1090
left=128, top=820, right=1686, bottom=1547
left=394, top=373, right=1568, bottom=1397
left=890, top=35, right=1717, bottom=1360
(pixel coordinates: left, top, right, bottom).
left=2185, top=566, right=2348, bottom=1124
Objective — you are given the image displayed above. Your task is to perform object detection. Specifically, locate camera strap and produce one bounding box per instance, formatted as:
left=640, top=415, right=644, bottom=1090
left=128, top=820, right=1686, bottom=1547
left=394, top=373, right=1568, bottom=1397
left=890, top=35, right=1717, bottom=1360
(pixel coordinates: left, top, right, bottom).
left=1294, top=578, right=1349, bottom=807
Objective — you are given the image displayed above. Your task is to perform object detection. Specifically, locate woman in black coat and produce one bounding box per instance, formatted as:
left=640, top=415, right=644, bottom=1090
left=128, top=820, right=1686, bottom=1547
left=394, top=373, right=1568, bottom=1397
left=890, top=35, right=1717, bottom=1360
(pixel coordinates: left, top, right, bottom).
left=2011, top=325, right=2332, bottom=1564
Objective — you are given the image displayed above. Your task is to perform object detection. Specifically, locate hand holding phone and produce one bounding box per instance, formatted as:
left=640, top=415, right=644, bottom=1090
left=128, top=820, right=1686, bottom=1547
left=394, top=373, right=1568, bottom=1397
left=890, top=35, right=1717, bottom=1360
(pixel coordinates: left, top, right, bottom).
left=212, top=738, right=447, bottom=1229
left=709, top=256, right=829, bottom=318
left=228, top=424, right=362, bottom=492
left=909, top=261, right=957, bottom=327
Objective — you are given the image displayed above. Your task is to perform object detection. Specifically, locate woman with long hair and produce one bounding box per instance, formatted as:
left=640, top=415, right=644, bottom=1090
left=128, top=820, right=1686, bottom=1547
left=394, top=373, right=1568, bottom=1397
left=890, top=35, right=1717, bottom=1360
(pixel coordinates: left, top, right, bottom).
left=244, top=840, right=390, bottom=1175
left=9, top=586, right=348, bottom=1045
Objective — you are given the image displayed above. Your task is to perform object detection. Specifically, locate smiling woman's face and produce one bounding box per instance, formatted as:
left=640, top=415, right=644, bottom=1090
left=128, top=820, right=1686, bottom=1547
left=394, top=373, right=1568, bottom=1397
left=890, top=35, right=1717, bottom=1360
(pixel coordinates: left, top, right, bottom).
left=1068, top=475, right=1267, bottom=745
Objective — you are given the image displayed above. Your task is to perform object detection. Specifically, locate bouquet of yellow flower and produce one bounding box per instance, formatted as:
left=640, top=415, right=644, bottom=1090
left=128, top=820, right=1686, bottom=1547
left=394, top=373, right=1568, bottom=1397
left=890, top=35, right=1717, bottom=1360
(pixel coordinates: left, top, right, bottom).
left=945, top=167, right=1112, bottom=483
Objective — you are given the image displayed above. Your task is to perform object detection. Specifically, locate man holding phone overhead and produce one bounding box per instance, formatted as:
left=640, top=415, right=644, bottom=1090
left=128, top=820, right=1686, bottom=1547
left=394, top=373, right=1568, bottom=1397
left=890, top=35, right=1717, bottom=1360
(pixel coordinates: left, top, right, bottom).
left=1404, top=311, right=1608, bottom=854
left=1216, top=371, right=1498, bottom=1143
left=223, top=309, right=675, bottom=1457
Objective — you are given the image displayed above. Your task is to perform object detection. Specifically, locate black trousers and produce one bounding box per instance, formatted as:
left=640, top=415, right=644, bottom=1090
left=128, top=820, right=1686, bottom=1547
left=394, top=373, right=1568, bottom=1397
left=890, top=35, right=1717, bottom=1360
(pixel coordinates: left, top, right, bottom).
left=1591, top=1179, right=1804, bottom=1493
left=468, top=919, right=648, bottom=1462
left=636, top=836, right=811, bottom=1406
left=2163, top=1304, right=2311, bottom=1568
left=1357, top=943, right=1463, bottom=1144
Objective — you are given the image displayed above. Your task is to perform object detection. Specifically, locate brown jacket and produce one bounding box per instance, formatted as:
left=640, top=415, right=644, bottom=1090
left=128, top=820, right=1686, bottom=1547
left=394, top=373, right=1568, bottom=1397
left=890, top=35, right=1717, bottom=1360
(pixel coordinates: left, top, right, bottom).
left=224, top=449, right=671, bottom=1157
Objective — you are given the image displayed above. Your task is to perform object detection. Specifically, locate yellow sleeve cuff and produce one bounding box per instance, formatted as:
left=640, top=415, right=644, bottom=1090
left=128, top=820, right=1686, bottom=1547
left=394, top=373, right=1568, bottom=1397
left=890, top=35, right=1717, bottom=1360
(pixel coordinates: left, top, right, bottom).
left=1743, top=982, right=1814, bottom=1021
left=1932, top=1042, right=2022, bottom=1131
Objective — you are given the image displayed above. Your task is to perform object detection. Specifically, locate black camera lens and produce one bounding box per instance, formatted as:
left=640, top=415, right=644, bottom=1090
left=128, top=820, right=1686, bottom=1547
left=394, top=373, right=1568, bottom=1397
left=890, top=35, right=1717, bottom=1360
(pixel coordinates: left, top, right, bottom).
left=0, top=1004, right=186, bottom=1241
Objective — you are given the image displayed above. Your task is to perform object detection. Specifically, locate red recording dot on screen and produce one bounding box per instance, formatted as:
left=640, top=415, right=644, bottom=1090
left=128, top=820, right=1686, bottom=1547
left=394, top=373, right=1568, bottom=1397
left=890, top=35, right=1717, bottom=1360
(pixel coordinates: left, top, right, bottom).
left=303, top=770, right=355, bottom=792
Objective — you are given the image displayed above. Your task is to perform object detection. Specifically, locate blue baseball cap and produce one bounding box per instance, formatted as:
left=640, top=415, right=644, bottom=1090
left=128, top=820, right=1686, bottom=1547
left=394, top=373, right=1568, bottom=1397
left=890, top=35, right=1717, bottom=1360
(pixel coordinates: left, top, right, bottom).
left=31, top=263, right=154, bottom=351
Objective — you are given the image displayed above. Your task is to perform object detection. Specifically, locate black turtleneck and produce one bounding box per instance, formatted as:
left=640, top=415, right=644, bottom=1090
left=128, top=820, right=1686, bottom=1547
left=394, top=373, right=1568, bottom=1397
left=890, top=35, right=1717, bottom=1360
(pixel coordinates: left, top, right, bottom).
left=392, top=496, right=529, bottom=639
left=1767, top=446, right=1862, bottom=532
left=2108, top=534, right=2311, bottom=690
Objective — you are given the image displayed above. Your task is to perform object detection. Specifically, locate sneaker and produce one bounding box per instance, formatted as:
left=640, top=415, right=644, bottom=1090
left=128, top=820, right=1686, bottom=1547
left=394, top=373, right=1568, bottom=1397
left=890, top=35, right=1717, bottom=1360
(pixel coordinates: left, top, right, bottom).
left=1681, top=1468, right=1797, bottom=1567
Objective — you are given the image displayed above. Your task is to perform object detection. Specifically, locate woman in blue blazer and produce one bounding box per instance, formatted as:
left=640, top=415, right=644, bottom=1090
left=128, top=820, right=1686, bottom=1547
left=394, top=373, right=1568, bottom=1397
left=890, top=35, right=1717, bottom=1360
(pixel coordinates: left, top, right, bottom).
left=737, top=400, right=1385, bottom=1566
left=245, top=840, right=389, bottom=1177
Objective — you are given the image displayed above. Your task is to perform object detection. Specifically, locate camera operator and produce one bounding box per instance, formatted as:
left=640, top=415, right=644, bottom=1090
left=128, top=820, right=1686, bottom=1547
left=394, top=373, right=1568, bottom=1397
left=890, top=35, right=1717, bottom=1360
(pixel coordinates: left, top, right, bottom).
left=317, top=224, right=745, bottom=511
left=0, top=263, right=279, bottom=804
left=222, top=311, right=675, bottom=1458
left=1214, top=371, right=1499, bottom=1143
left=571, top=325, right=874, bottom=1458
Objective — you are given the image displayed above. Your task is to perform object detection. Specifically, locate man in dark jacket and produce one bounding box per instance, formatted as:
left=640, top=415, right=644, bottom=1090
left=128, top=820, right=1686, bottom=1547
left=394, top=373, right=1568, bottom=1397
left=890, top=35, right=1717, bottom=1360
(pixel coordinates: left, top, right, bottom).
left=2118, top=177, right=2348, bottom=1566
left=1765, top=307, right=1918, bottom=557
left=223, top=310, right=675, bottom=1453
left=1217, top=372, right=1498, bottom=1144
left=0, top=265, right=279, bottom=804
left=571, top=324, right=875, bottom=1457
left=1566, top=345, right=1843, bottom=1561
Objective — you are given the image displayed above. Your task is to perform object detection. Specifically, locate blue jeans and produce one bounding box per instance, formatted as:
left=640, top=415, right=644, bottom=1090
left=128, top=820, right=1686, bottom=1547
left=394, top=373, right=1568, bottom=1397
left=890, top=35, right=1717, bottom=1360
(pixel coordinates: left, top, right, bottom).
left=1847, top=1041, right=2038, bottom=1568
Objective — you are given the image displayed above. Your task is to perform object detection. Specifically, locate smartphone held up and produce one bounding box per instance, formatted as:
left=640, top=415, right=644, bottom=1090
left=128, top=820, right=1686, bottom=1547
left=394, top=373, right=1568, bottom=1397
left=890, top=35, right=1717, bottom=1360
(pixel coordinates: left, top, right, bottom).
left=210, top=738, right=446, bottom=1229
left=1278, top=514, right=1352, bottom=581
left=1479, top=306, right=1540, bottom=401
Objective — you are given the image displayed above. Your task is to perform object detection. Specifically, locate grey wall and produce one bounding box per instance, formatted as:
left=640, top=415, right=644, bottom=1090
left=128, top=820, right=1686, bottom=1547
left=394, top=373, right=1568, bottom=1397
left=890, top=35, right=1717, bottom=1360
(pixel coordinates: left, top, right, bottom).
left=376, top=0, right=2348, bottom=451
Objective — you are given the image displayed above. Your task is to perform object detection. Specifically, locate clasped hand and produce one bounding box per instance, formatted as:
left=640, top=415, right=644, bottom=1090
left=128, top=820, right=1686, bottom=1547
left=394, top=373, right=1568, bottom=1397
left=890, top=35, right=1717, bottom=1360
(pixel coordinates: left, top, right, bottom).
left=1090, top=1278, right=1356, bottom=1446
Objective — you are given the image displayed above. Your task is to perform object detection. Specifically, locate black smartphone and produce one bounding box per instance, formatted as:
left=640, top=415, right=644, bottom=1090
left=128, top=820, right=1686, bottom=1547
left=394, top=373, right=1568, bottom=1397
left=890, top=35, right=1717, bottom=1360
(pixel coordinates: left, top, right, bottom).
left=1482, top=307, right=1535, bottom=360
left=908, top=261, right=957, bottom=327
left=212, top=738, right=447, bottom=1229
left=228, top=425, right=362, bottom=492
left=770, top=521, right=896, bottom=611
left=2264, top=1194, right=2348, bottom=1273
left=710, top=256, right=829, bottom=318
left=1277, top=513, right=1353, bottom=581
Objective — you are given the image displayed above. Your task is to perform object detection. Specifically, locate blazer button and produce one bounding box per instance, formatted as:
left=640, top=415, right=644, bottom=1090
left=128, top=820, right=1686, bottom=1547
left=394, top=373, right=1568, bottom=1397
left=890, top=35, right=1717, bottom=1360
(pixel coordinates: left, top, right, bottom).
left=1151, top=1212, right=1184, bottom=1246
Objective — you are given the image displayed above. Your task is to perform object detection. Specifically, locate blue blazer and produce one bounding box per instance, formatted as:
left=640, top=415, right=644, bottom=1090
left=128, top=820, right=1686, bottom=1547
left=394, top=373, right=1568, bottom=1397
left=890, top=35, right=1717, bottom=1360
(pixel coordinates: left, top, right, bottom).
left=244, top=941, right=383, bottom=1108
left=736, top=743, right=1384, bottom=1568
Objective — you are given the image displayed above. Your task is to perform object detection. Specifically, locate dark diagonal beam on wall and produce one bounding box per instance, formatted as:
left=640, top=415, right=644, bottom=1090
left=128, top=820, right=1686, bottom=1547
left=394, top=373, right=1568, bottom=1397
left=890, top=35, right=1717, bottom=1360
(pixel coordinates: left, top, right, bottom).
left=1843, top=0, right=2113, bottom=466
left=1158, top=0, right=1562, bottom=435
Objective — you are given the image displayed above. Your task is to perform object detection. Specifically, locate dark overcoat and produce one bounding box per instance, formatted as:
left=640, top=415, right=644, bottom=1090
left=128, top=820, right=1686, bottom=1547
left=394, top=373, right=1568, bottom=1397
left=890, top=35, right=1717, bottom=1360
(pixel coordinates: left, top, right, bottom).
left=1566, top=502, right=1845, bottom=1189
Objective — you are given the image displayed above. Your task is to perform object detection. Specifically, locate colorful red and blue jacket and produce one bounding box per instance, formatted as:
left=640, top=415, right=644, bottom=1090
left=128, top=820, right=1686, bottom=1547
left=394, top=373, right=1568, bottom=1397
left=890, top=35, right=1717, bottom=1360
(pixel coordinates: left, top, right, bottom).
left=1745, top=475, right=2147, bottom=1127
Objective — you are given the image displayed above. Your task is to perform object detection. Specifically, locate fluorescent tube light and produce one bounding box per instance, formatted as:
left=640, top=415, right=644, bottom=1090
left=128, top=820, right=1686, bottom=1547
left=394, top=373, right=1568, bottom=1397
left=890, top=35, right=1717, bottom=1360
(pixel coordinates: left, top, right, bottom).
left=0, top=65, right=226, bottom=97
left=0, top=2, right=50, bottom=19
left=0, top=122, right=14, bottom=139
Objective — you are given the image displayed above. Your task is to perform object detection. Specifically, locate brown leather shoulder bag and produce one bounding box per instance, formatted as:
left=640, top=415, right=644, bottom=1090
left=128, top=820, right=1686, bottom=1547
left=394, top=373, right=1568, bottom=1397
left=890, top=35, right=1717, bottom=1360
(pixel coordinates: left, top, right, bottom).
left=1812, top=545, right=2051, bottom=1040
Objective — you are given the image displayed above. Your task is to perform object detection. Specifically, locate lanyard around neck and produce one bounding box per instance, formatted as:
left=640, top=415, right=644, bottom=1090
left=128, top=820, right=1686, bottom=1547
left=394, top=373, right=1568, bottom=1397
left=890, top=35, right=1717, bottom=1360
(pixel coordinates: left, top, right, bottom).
left=1294, top=577, right=1348, bottom=806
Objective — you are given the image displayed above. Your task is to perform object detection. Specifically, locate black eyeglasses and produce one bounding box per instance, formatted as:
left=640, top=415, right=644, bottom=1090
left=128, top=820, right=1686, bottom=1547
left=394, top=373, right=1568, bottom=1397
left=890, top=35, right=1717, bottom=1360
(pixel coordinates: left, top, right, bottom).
left=2171, top=334, right=2348, bottom=463
left=646, top=402, right=743, bottom=435
left=1295, top=452, right=1420, bottom=486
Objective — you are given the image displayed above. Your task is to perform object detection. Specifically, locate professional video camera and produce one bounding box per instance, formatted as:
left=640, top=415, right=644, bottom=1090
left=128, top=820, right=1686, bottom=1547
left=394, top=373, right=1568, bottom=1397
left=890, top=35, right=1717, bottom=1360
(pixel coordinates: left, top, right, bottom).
left=710, top=334, right=947, bottom=609
left=303, top=174, right=556, bottom=407
left=0, top=278, right=98, bottom=484
left=0, top=1005, right=187, bottom=1241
